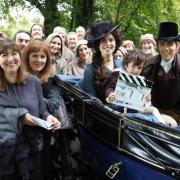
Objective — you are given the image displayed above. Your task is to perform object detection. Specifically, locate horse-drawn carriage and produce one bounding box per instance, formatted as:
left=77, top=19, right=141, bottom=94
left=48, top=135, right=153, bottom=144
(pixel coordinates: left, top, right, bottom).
left=55, top=75, right=180, bottom=180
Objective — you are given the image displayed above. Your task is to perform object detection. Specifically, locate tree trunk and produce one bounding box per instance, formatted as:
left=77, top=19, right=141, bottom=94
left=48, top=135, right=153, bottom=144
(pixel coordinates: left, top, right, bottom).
left=43, top=0, right=59, bottom=36
left=28, top=0, right=59, bottom=36
left=124, top=3, right=141, bottom=32
left=115, top=0, right=127, bottom=23
left=71, top=0, right=96, bottom=30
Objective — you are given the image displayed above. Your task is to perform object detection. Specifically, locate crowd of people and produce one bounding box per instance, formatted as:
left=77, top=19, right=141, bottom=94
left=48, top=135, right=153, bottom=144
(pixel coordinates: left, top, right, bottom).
left=0, top=20, right=180, bottom=180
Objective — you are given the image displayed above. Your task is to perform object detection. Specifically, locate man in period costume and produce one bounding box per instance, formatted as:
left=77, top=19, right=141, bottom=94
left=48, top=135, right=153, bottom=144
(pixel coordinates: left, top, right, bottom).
left=142, top=22, right=180, bottom=124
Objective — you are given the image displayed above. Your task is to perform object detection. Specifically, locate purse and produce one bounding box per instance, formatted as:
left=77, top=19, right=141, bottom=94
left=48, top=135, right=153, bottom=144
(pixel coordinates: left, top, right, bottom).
left=52, top=96, right=72, bottom=130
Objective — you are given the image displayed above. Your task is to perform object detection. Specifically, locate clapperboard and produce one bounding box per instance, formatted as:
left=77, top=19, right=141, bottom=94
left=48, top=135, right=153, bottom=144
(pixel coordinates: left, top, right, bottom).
left=110, top=69, right=153, bottom=111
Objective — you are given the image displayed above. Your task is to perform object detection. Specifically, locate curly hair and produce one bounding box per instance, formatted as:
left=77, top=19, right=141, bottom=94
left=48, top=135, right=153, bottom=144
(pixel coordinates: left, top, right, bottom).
left=122, top=49, right=146, bottom=68
left=92, top=24, right=123, bottom=90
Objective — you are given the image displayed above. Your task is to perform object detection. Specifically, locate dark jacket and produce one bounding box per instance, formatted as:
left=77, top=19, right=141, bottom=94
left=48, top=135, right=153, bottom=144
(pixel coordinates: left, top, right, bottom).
left=42, top=76, right=70, bottom=129
left=0, top=75, right=49, bottom=154
left=42, top=76, right=61, bottom=112
left=142, top=53, right=180, bottom=113
left=105, top=71, right=119, bottom=97
left=0, top=107, right=27, bottom=176
left=82, top=60, right=122, bottom=103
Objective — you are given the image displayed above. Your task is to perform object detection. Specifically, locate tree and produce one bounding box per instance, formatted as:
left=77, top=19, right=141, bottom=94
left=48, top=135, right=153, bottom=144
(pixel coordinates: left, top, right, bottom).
left=70, top=0, right=96, bottom=30
left=0, top=0, right=179, bottom=44
left=0, top=0, right=72, bottom=35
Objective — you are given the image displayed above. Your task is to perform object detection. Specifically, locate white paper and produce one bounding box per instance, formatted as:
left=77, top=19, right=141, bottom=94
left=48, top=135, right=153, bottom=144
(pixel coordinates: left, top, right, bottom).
left=31, top=116, right=53, bottom=130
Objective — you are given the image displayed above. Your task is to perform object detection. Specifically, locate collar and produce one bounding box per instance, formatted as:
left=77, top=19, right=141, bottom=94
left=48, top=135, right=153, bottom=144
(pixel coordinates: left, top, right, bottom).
left=160, top=58, right=174, bottom=73
left=161, top=58, right=174, bottom=66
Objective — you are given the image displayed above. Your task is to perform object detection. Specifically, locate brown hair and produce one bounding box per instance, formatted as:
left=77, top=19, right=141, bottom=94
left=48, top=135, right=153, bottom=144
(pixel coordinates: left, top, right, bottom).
left=54, top=35, right=63, bottom=58
left=122, top=49, right=146, bottom=68
left=93, top=27, right=123, bottom=89
left=23, top=40, right=53, bottom=83
left=0, top=39, right=29, bottom=91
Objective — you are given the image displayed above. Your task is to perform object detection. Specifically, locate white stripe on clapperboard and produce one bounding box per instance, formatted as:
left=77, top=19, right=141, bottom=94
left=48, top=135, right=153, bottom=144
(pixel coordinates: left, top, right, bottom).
left=119, top=72, right=147, bottom=87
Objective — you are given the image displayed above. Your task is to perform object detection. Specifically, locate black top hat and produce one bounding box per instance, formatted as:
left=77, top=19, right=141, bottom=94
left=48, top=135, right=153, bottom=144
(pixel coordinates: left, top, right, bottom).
left=87, top=21, right=120, bottom=47
left=156, top=22, right=180, bottom=41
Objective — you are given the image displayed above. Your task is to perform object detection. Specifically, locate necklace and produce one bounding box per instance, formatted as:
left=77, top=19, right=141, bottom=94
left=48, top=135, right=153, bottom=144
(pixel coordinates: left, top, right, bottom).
left=105, top=60, right=114, bottom=71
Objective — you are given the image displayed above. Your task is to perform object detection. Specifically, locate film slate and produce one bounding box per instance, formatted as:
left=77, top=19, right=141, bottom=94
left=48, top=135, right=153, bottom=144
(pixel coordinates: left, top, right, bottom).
left=112, top=70, right=153, bottom=111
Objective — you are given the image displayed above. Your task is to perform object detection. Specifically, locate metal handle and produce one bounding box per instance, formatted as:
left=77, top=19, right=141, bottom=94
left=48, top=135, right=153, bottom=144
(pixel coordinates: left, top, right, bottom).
left=105, top=162, right=122, bottom=179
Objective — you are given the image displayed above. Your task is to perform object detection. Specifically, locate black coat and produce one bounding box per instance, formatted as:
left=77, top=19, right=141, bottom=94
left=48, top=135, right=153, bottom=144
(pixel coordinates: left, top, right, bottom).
left=0, top=106, right=27, bottom=176
left=42, top=76, right=61, bottom=112
left=142, top=53, right=180, bottom=113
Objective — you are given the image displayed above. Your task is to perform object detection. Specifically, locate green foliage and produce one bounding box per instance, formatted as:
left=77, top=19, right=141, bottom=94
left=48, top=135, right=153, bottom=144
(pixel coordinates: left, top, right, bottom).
left=114, top=0, right=180, bottom=47
left=0, top=0, right=179, bottom=44
left=0, top=1, right=42, bottom=37
left=94, top=0, right=112, bottom=20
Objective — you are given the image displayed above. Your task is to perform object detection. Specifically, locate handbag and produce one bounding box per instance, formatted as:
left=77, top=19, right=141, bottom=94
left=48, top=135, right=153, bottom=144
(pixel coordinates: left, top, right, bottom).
left=52, top=96, right=72, bottom=130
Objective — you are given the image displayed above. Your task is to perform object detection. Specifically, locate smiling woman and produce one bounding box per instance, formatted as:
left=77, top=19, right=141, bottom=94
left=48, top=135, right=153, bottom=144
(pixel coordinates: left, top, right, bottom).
left=23, top=39, right=52, bottom=82
left=67, top=39, right=92, bottom=76
left=0, top=39, right=60, bottom=180
left=0, top=50, right=21, bottom=82
left=46, top=33, right=68, bottom=74
left=82, top=21, right=123, bottom=103
left=23, top=39, right=71, bottom=180
left=0, top=39, right=27, bottom=88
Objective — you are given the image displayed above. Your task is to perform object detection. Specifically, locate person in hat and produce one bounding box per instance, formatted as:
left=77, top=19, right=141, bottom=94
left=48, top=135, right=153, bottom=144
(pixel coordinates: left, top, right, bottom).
left=67, top=39, right=92, bottom=76
left=122, top=40, right=135, bottom=53
left=142, top=22, right=180, bottom=124
left=81, top=21, right=123, bottom=103
left=140, top=33, right=158, bottom=58
left=105, top=49, right=177, bottom=127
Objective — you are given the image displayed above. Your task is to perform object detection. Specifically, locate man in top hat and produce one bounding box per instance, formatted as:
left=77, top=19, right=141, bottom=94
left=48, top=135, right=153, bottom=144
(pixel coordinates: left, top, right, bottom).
left=142, top=22, right=180, bottom=124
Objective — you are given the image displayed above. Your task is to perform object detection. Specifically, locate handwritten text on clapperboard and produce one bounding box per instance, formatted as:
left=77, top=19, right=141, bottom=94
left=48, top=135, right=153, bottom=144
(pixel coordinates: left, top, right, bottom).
left=111, top=70, right=152, bottom=111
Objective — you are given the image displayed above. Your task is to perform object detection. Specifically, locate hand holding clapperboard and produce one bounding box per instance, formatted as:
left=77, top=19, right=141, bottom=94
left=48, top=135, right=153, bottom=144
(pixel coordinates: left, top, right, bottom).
left=109, top=69, right=153, bottom=111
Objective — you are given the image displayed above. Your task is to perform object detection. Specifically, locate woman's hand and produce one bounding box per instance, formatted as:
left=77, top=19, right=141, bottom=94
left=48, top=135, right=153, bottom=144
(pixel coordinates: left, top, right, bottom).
left=24, top=113, right=38, bottom=126
left=47, top=115, right=61, bottom=130
left=107, top=92, right=117, bottom=102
